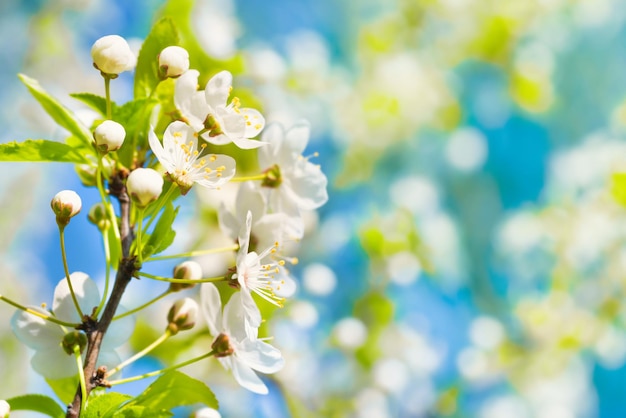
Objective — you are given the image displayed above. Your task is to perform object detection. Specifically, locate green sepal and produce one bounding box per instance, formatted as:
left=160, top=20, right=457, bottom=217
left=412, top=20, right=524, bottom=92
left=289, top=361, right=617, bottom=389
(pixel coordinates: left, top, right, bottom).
left=0, top=139, right=88, bottom=163
left=119, top=370, right=218, bottom=414
left=6, top=394, right=65, bottom=418
left=134, top=17, right=179, bottom=99
left=18, top=73, right=93, bottom=147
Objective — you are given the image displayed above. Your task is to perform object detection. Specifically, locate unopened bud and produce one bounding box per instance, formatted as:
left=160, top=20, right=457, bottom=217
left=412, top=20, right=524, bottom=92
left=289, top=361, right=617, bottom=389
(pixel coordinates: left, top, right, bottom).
left=212, top=333, right=234, bottom=358
left=88, top=203, right=110, bottom=230
left=194, top=408, right=222, bottom=418
left=0, top=400, right=9, bottom=418
left=51, top=190, right=82, bottom=227
left=167, top=298, right=199, bottom=335
left=126, top=168, right=164, bottom=208
left=158, top=46, right=190, bottom=78
left=170, top=260, right=203, bottom=292
left=94, top=120, right=126, bottom=152
left=61, top=331, right=88, bottom=355
left=91, top=35, right=136, bottom=76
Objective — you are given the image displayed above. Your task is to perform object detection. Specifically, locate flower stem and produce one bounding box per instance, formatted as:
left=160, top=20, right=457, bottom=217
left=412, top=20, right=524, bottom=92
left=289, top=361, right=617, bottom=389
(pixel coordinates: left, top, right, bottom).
left=59, top=228, right=85, bottom=319
left=112, top=289, right=171, bottom=321
left=230, top=173, right=267, bottom=182
left=0, top=295, right=79, bottom=327
left=135, top=207, right=146, bottom=264
left=137, top=271, right=226, bottom=284
left=106, top=330, right=172, bottom=378
left=107, top=351, right=215, bottom=386
left=96, top=156, right=122, bottom=261
left=94, top=227, right=112, bottom=318
left=104, top=76, right=112, bottom=120
left=145, top=244, right=239, bottom=262
left=74, top=345, right=88, bottom=416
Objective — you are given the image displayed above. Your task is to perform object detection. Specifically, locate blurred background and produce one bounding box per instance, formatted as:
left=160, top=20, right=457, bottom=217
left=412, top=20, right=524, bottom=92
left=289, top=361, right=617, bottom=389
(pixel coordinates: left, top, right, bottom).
left=3, top=0, right=626, bottom=417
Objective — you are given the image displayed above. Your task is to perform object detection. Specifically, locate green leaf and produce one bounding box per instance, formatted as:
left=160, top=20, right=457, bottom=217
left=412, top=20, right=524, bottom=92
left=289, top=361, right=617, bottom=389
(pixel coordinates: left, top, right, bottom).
left=143, top=200, right=179, bottom=258
left=18, top=73, right=93, bottom=146
left=7, top=394, right=65, bottom=418
left=84, top=392, right=133, bottom=418
left=134, top=17, right=179, bottom=99
left=121, top=371, right=218, bottom=414
left=70, top=92, right=111, bottom=117
left=46, top=376, right=79, bottom=405
left=0, top=139, right=88, bottom=163
left=113, top=406, right=170, bottom=418
left=113, top=97, right=158, bottom=169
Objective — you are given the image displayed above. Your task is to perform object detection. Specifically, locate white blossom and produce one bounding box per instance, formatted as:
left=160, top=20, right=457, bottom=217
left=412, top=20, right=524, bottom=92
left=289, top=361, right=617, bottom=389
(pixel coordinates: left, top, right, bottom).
left=94, top=120, right=126, bottom=152
left=10, top=272, right=134, bottom=379
left=149, top=121, right=235, bottom=194
left=126, top=167, right=164, bottom=207
left=167, top=298, right=199, bottom=333
left=175, top=69, right=265, bottom=149
left=91, top=35, right=136, bottom=75
left=159, top=46, right=190, bottom=78
left=200, top=283, right=284, bottom=394
left=51, top=190, right=82, bottom=224
left=0, top=400, right=9, bottom=418
left=258, top=121, right=328, bottom=222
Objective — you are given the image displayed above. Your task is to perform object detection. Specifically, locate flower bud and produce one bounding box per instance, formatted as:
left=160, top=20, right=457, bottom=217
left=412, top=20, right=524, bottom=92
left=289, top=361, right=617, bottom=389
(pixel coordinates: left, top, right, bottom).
left=194, top=407, right=222, bottom=418
left=126, top=168, right=164, bottom=208
left=91, top=35, right=136, bottom=76
left=88, top=203, right=110, bottom=231
left=158, top=46, right=190, bottom=78
left=51, top=190, right=82, bottom=227
left=61, top=331, right=88, bottom=355
left=170, top=260, right=203, bottom=292
left=0, top=400, right=9, bottom=418
left=167, top=298, right=199, bottom=335
left=94, top=120, right=126, bottom=152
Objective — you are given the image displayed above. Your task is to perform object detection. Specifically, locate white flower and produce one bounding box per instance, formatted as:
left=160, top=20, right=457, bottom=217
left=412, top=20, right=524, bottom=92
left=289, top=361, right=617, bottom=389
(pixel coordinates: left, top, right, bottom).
left=51, top=190, right=82, bottom=225
left=94, top=120, right=126, bottom=152
left=91, top=35, right=136, bottom=75
left=194, top=408, right=221, bottom=418
left=0, top=400, right=9, bottom=418
left=219, top=181, right=304, bottom=250
left=10, top=272, right=134, bottom=379
left=233, top=211, right=292, bottom=338
left=126, top=167, right=164, bottom=207
left=159, top=46, right=190, bottom=78
left=175, top=69, right=265, bottom=149
left=258, top=121, right=328, bottom=220
left=149, top=121, right=235, bottom=194
left=200, top=283, right=284, bottom=394
left=167, top=298, right=199, bottom=334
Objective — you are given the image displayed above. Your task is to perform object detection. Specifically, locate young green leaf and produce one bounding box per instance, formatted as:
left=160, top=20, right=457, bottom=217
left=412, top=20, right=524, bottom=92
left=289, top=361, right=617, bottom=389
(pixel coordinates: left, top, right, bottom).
left=113, top=97, right=158, bottom=169
left=0, top=139, right=88, bottom=163
left=46, top=376, right=80, bottom=405
left=83, top=392, right=133, bottom=418
left=70, top=92, right=112, bottom=117
left=121, top=370, right=218, bottom=414
left=6, top=394, right=65, bottom=418
left=18, top=73, right=93, bottom=147
left=143, top=201, right=178, bottom=259
left=134, top=18, right=179, bottom=99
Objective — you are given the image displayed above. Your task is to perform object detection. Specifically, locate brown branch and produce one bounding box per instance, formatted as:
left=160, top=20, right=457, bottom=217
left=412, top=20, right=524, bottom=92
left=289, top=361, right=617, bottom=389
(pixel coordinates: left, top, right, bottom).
left=67, top=172, right=136, bottom=418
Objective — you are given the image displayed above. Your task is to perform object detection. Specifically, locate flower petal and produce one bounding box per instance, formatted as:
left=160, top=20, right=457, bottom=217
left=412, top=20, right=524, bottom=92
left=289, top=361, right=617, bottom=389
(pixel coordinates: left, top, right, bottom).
left=230, top=356, right=268, bottom=394
left=241, top=108, right=265, bottom=138
left=218, top=202, right=240, bottom=242
left=288, top=160, right=329, bottom=210
left=258, top=123, right=285, bottom=169
left=236, top=182, right=266, bottom=227
left=11, top=307, right=64, bottom=350
left=53, top=272, right=101, bottom=323
left=239, top=288, right=262, bottom=338
left=283, top=120, right=311, bottom=158
left=223, top=292, right=254, bottom=342
left=200, top=283, right=222, bottom=337
left=102, top=305, right=135, bottom=349
left=271, top=269, right=297, bottom=298
left=31, top=347, right=77, bottom=379
left=237, top=339, right=285, bottom=374
left=205, top=71, right=232, bottom=109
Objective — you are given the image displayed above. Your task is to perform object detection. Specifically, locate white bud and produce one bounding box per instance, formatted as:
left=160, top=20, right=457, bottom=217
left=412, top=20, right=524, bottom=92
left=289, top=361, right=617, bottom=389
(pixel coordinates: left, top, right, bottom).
left=51, top=190, right=82, bottom=226
left=94, top=120, right=126, bottom=152
left=158, top=46, right=190, bottom=78
left=0, top=400, right=9, bottom=418
left=91, top=35, right=136, bottom=75
left=170, top=260, right=203, bottom=291
left=167, top=298, right=199, bottom=333
left=126, top=168, right=164, bottom=208
left=194, top=408, right=221, bottom=418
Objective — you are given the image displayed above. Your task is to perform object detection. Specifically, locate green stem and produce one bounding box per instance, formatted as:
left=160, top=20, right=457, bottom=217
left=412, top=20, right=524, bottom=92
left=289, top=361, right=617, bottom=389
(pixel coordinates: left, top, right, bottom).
left=59, top=228, right=85, bottom=319
left=95, top=230, right=112, bottom=318
left=0, top=295, right=79, bottom=327
left=107, top=351, right=215, bottom=386
left=112, top=290, right=171, bottom=321
left=137, top=271, right=226, bottom=284
left=74, top=345, right=88, bottom=416
left=96, top=156, right=122, bottom=259
left=104, top=76, right=112, bottom=120
left=146, top=244, right=239, bottom=262
left=135, top=207, right=146, bottom=264
left=106, top=330, right=172, bottom=378
left=230, top=173, right=267, bottom=182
